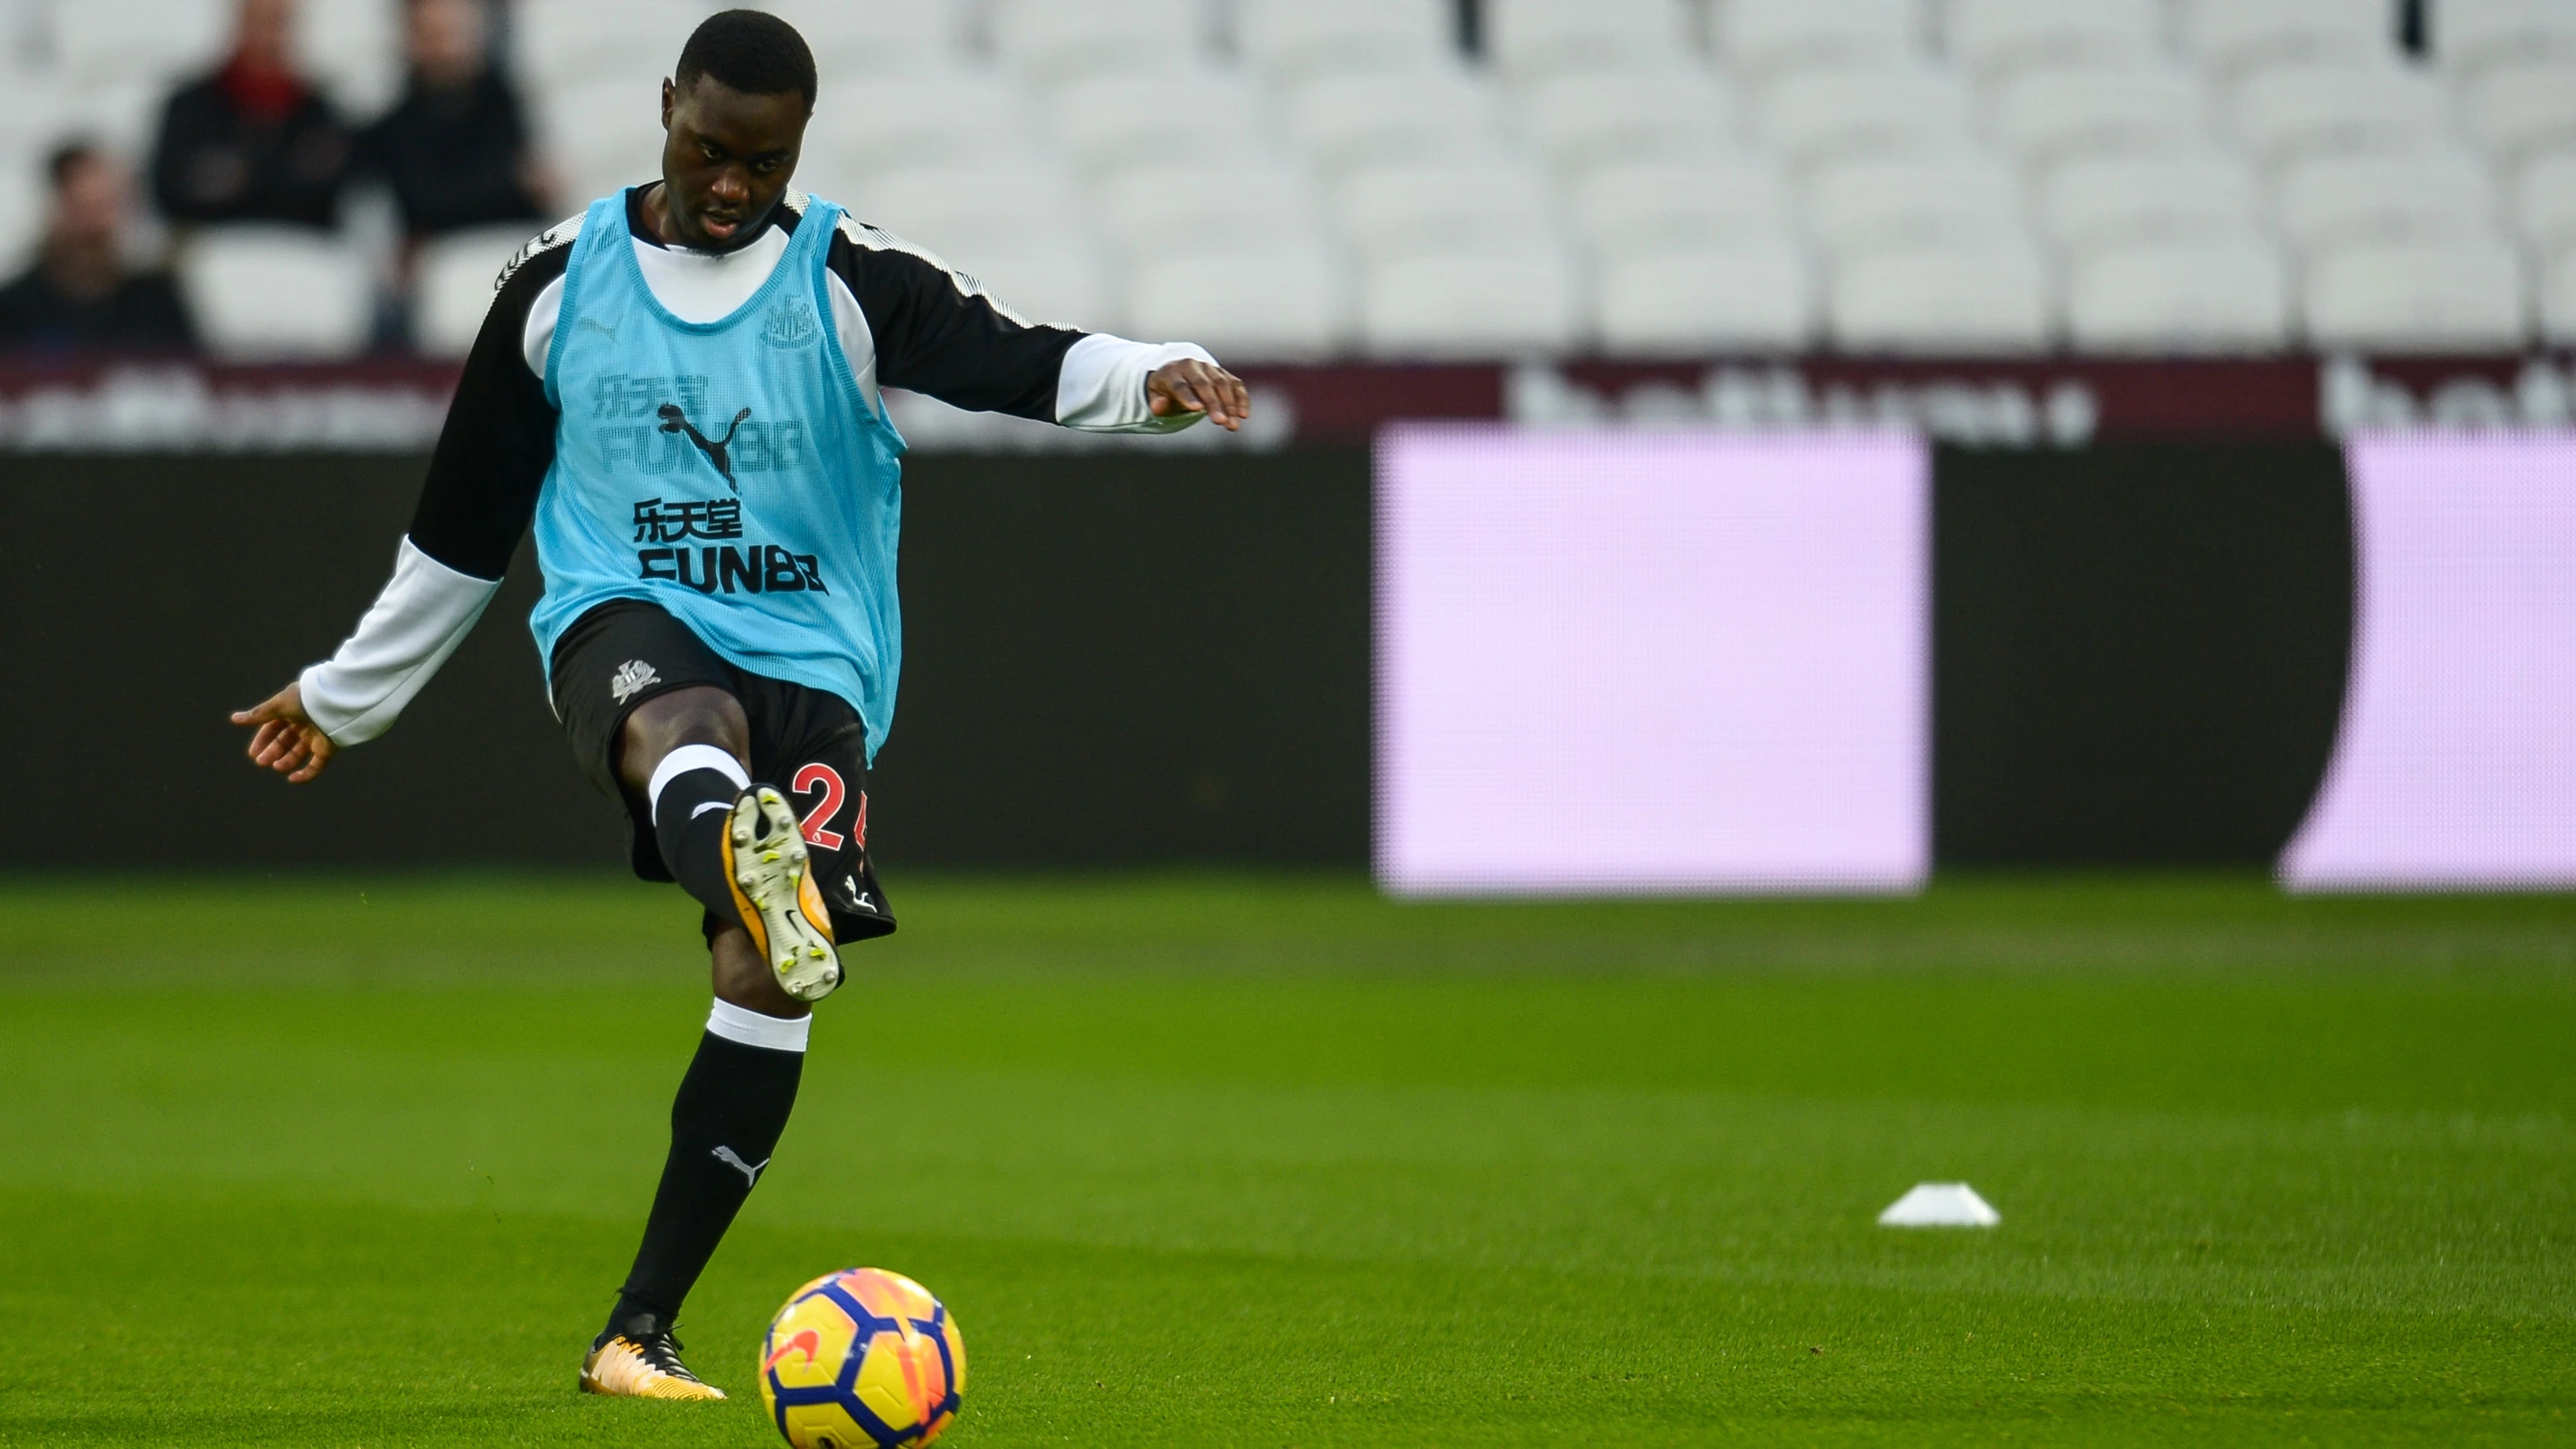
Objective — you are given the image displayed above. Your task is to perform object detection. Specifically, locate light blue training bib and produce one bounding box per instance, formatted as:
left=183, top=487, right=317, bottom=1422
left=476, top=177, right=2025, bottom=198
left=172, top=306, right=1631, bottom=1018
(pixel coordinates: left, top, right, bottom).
left=527, top=190, right=907, bottom=761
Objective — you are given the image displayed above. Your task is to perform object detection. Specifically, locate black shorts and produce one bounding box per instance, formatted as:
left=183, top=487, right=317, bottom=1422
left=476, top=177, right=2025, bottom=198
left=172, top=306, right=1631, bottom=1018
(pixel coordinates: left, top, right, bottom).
left=549, top=598, right=895, bottom=945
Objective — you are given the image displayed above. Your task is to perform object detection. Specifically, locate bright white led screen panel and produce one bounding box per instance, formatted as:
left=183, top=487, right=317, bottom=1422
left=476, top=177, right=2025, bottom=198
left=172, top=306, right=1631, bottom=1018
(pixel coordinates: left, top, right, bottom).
left=1374, top=427, right=1930, bottom=897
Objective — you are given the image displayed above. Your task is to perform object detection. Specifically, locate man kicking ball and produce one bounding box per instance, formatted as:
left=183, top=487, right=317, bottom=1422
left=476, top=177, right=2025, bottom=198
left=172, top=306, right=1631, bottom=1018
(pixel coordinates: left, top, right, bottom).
left=231, top=9, right=1247, bottom=1401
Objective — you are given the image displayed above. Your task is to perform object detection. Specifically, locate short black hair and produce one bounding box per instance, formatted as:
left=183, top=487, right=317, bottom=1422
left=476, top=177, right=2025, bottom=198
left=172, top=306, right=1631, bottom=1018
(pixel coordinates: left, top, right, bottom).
left=675, top=10, right=817, bottom=110
left=47, top=141, right=104, bottom=189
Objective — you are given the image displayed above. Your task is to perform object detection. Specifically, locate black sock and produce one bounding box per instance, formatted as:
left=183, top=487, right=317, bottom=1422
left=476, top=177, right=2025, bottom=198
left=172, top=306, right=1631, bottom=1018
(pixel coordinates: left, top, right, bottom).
left=650, top=747, right=748, bottom=922
left=603, top=1025, right=805, bottom=1340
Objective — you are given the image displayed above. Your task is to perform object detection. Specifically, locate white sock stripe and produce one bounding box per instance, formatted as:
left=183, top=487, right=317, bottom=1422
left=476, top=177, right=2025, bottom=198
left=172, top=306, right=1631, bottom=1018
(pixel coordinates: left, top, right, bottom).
left=706, top=998, right=812, bottom=1053
left=647, top=744, right=749, bottom=817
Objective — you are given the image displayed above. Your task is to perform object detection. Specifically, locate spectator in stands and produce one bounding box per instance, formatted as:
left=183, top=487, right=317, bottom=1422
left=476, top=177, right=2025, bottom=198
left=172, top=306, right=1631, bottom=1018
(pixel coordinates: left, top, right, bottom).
left=150, top=0, right=354, bottom=229
left=0, top=144, right=199, bottom=354
left=364, top=0, right=552, bottom=240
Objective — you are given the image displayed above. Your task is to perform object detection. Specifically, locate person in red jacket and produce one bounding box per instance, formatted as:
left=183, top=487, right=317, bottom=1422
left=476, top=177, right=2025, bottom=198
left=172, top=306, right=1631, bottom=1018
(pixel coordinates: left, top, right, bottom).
left=149, top=0, right=355, bottom=229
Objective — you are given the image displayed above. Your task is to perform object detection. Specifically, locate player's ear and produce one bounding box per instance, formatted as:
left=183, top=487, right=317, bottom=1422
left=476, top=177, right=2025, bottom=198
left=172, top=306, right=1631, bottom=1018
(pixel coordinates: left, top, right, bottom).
left=661, top=76, right=676, bottom=131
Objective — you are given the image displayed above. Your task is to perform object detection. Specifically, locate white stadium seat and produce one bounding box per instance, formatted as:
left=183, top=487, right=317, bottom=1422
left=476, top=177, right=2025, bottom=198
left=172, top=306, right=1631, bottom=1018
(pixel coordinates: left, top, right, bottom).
left=1717, top=0, right=1927, bottom=73
left=1485, top=0, right=1695, bottom=80
left=1047, top=70, right=1275, bottom=173
left=1987, top=64, right=2216, bottom=164
left=942, top=243, right=1120, bottom=332
left=2181, top=0, right=2396, bottom=75
left=516, top=0, right=713, bottom=90
left=0, top=156, right=42, bottom=281
left=1234, top=0, right=1457, bottom=83
left=2275, top=149, right=2501, bottom=252
left=2515, top=152, right=2576, bottom=252
left=412, top=225, right=543, bottom=359
left=1283, top=66, right=1508, bottom=174
left=2436, top=0, right=2576, bottom=76
left=1517, top=71, right=1739, bottom=174
left=756, top=0, right=963, bottom=75
left=1571, top=158, right=1796, bottom=257
left=2040, top=151, right=2268, bottom=255
left=1093, top=163, right=1320, bottom=255
left=541, top=75, right=670, bottom=203
left=2304, top=237, right=2528, bottom=350
left=1123, top=245, right=1350, bottom=360
left=2464, top=63, right=2576, bottom=162
left=1828, top=242, right=2054, bottom=354
left=181, top=227, right=373, bottom=360
left=2229, top=62, right=2455, bottom=166
left=2066, top=237, right=2293, bottom=353
left=802, top=71, right=1037, bottom=182
left=49, top=0, right=226, bottom=85
left=302, top=0, right=403, bottom=114
left=1593, top=239, right=1817, bottom=354
left=1333, top=159, right=1558, bottom=260
left=1357, top=248, right=1584, bottom=357
left=2542, top=245, right=2576, bottom=343
left=855, top=163, right=1088, bottom=255
left=1944, top=0, right=2166, bottom=78
left=1805, top=155, right=2026, bottom=260
left=1758, top=63, right=1975, bottom=167
left=988, top=0, right=1210, bottom=81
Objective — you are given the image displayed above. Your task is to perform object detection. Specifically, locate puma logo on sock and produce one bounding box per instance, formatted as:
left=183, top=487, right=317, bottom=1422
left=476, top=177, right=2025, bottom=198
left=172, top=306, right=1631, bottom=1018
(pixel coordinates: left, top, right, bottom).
left=711, top=1145, right=769, bottom=1186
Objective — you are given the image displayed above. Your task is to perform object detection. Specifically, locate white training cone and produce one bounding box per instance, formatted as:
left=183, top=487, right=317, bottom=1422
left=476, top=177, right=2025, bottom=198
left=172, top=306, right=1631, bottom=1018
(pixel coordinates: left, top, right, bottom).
left=1878, top=1182, right=2001, bottom=1227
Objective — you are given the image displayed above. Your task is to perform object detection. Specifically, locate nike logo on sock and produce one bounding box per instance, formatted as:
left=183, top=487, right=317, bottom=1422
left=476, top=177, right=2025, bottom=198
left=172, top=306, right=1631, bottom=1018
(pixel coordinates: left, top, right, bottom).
left=711, top=1145, right=770, bottom=1186
left=691, top=801, right=730, bottom=820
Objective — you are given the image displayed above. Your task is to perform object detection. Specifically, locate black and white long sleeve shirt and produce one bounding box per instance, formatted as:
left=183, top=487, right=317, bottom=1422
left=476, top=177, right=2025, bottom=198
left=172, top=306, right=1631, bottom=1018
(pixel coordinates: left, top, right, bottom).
left=300, top=186, right=1212, bottom=743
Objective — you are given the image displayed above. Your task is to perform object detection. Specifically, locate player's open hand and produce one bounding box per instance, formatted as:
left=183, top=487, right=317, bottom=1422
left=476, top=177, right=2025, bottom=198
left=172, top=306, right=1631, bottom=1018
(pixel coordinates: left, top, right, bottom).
left=231, top=683, right=337, bottom=784
left=1146, top=358, right=1251, bottom=432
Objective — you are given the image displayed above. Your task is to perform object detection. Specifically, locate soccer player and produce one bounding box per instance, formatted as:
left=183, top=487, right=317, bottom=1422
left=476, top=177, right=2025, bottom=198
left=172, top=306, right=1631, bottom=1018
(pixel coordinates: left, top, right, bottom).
left=230, top=10, right=1247, bottom=1401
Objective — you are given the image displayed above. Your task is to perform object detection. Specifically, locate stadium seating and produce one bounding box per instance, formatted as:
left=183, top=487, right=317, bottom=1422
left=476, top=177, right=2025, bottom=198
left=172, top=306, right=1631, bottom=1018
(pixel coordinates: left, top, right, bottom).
left=541, top=73, right=669, bottom=204
left=1485, top=0, right=1695, bottom=81
left=180, top=226, right=373, bottom=359
left=1094, top=163, right=1320, bottom=256
left=757, top=0, right=962, bottom=76
left=1944, top=0, right=2166, bottom=79
left=1570, top=158, right=1796, bottom=255
left=2275, top=149, right=2501, bottom=252
left=2515, top=153, right=2576, bottom=252
left=410, top=223, right=541, bottom=359
left=802, top=70, right=1037, bottom=185
left=1804, top=155, right=2028, bottom=261
left=300, top=0, right=402, bottom=113
left=1828, top=243, right=2053, bottom=354
left=1986, top=64, right=2217, bottom=163
left=1333, top=158, right=1558, bottom=261
left=2181, top=0, right=2397, bottom=75
left=858, top=162, right=1089, bottom=258
left=2434, top=0, right=2576, bottom=76
left=1282, top=66, right=1507, bottom=174
left=2066, top=239, right=2293, bottom=353
left=2543, top=247, right=2576, bottom=343
left=1233, top=0, right=1456, bottom=83
left=1758, top=63, right=1976, bottom=167
left=1123, top=245, right=1347, bottom=359
left=1593, top=239, right=1815, bottom=354
left=2040, top=152, right=2269, bottom=256
left=987, top=0, right=1210, bottom=81
left=1517, top=71, right=1739, bottom=174
left=2304, top=238, right=2528, bottom=350
left=1714, top=0, right=1926, bottom=74
left=48, top=0, right=227, bottom=85
left=2462, top=63, right=2576, bottom=162
left=2229, top=62, right=2456, bottom=166
left=1047, top=70, right=1275, bottom=173
left=1357, top=249, right=1583, bottom=357
left=516, top=0, right=715, bottom=90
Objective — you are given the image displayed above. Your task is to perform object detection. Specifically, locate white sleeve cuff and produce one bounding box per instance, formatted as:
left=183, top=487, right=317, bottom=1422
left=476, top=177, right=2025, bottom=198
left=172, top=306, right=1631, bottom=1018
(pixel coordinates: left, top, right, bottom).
left=299, top=537, right=501, bottom=746
left=1054, top=333, right=1218, bottom=433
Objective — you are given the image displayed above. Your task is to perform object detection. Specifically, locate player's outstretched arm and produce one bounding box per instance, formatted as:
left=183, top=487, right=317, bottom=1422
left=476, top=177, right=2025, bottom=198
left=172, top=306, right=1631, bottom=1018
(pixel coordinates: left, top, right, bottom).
left=1146, top=358, right=1251, bottom=432
left=231, top=683, right=337, bottom=784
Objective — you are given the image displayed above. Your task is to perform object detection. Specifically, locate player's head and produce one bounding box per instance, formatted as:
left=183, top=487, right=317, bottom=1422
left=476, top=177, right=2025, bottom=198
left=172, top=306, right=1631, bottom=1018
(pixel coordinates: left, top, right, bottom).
left=658, top=9, right=817, bottom=250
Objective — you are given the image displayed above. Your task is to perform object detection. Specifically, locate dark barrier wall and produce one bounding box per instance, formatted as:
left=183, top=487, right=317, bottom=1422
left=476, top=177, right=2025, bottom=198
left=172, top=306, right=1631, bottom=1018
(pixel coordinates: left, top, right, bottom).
left=0, top=443, right=2350, bottom=871
left=0, top=451, right=1371, bottom=871
left=1934, top=443, right=2354, bottom=866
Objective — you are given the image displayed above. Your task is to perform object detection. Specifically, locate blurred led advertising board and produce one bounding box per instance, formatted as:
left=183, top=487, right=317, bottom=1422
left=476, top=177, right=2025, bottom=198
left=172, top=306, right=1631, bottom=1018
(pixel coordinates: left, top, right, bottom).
left=1374, top=427, right=1929, bottom=897
left=2281, top=436, right=2576, bottom=890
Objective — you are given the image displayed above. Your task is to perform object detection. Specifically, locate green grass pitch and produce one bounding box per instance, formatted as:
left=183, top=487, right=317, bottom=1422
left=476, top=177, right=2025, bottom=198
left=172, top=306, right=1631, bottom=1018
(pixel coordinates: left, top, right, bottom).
left=1, top=873, right=2571, bottom=1446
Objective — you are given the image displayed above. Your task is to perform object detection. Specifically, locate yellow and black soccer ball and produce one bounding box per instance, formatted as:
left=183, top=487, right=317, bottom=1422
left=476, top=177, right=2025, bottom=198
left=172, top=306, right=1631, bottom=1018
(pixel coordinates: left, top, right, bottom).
left=758, top=1268, right=966, bottom=1449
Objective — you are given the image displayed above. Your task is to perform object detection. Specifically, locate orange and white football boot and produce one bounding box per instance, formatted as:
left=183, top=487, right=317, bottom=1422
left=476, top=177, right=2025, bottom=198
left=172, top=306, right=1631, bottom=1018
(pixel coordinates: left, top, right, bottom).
left=722, top=786, right=841, bottom=1002
left=580, top=1328, right=727, bottom=1401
